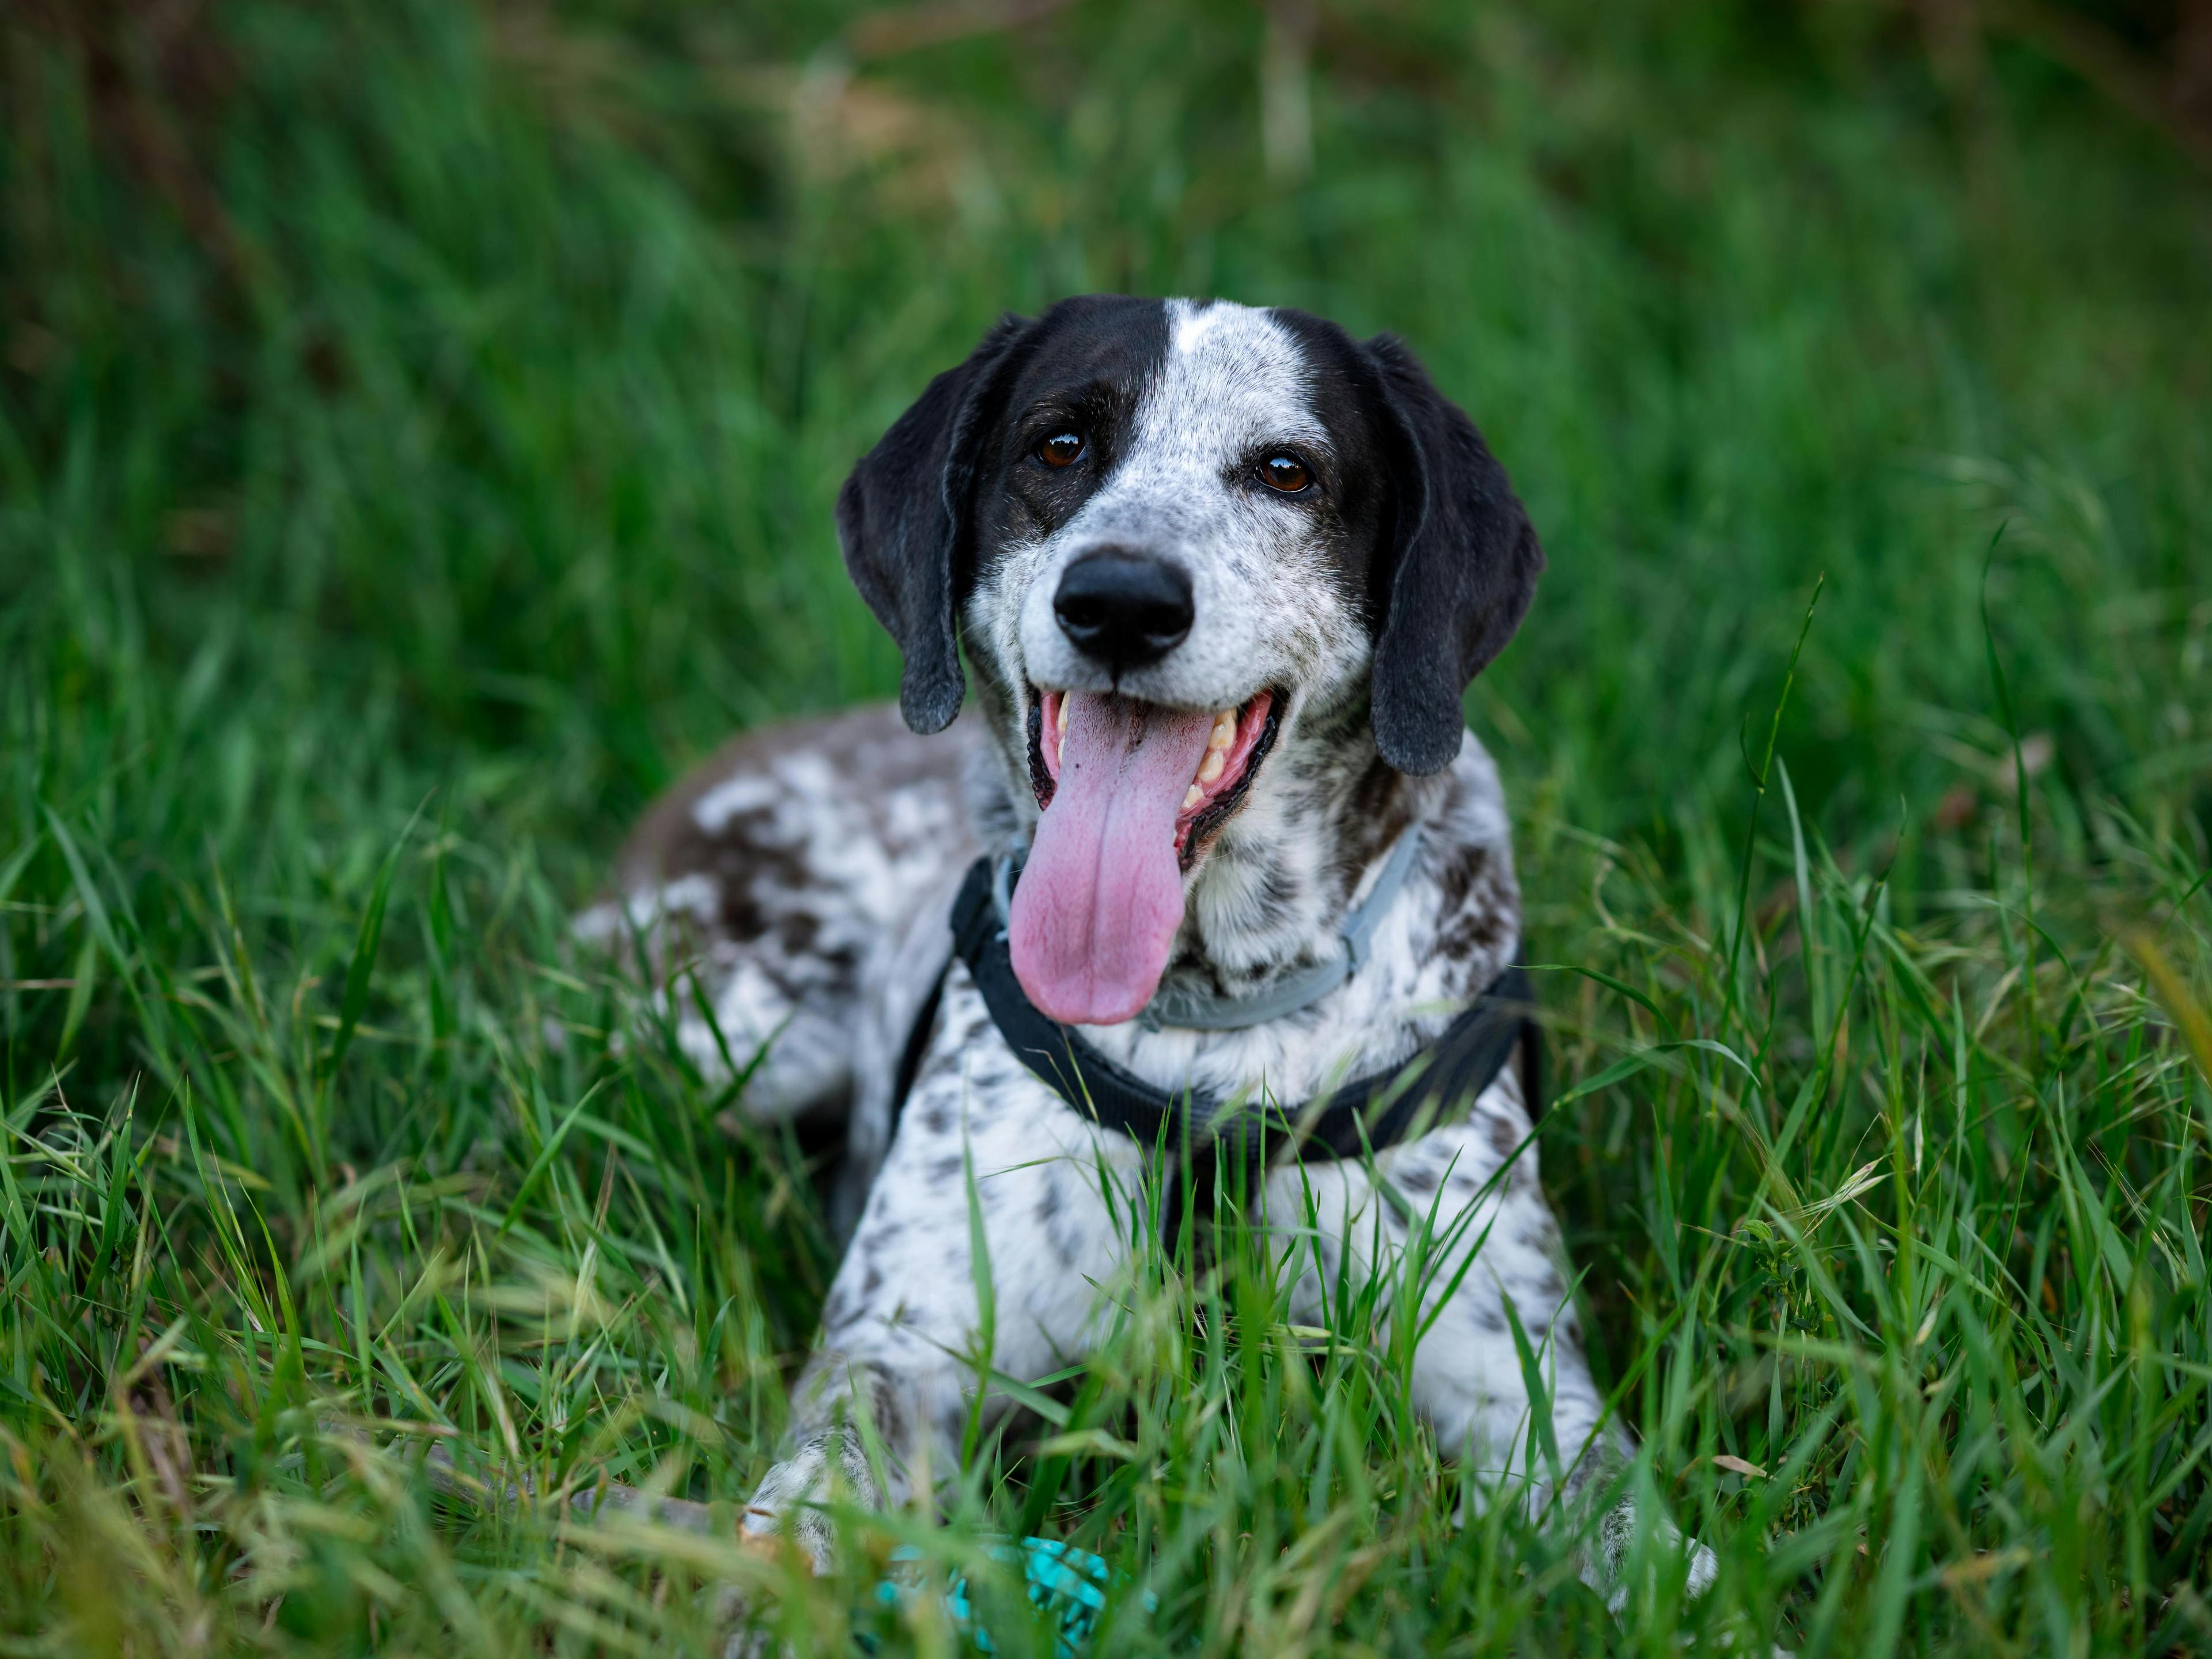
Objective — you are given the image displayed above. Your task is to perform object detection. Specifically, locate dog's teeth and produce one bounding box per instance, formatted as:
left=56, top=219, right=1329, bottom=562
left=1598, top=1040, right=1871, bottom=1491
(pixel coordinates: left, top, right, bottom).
left=1181, top=784, right=1203, bottom=812
left=1209, top=711, right=1235, bottom=748
left=1198, top=748, right=1225, bottom=784
left=1056, top=696, right=1069, bottom=734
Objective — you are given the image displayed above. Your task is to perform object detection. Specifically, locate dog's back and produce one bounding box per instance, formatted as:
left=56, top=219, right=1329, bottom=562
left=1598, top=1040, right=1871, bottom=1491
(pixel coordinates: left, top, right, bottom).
left=575, top=703, right=980, bottom=1124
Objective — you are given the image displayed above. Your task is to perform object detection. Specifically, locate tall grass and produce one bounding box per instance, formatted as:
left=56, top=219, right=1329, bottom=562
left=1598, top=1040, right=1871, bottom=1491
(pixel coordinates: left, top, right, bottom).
left=2, top=1, right=2209, bottom=1652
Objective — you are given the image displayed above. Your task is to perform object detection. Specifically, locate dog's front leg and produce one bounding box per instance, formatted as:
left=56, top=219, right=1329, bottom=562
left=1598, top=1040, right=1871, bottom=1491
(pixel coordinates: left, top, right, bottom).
left=1389, top=1092, right=1717, bottom=1604
left=737, top=1346, right=935, bottom=1569
left=741, top=1008, right=1140, bottom=1569
left=1277, top=1080, right=1716, bottom=1604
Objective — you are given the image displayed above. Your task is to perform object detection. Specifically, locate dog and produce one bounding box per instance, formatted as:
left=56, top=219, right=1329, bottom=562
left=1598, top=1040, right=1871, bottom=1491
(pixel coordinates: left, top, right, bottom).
left=580, top=294, right=1711, bottom=1596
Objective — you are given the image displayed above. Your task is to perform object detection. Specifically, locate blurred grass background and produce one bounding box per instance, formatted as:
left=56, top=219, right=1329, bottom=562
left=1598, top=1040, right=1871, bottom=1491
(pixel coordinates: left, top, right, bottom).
left=2, top=1, right=2210, bottom=1654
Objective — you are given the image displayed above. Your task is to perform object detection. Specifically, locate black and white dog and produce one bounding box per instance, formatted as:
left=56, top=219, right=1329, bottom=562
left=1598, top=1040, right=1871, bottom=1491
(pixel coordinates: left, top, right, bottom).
left=581, top=295, right=1710, bottom=1593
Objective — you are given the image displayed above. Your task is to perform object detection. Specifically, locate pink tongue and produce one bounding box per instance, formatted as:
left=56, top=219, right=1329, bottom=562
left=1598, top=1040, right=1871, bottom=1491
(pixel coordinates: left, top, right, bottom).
left=1009, top=694, right=1215, bottom=1025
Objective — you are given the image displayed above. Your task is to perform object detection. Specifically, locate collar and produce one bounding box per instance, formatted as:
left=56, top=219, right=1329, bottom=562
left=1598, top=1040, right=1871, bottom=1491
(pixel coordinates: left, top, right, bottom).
left=945, top=855, right=1540, bottom=1188
left=988, top=820, right=1430, bottom=1032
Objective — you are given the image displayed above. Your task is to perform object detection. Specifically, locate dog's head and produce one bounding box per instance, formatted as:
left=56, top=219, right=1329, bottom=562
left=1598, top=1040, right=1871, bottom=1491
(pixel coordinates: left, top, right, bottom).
left=839, top=296, right=1541, bottom=1025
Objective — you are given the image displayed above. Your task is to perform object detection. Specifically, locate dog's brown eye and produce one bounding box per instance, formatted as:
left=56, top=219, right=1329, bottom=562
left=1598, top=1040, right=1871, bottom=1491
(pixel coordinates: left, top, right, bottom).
left=1260, top=454, right=1312, bottom=493
left=1037, top=431, right=1085, bottom=467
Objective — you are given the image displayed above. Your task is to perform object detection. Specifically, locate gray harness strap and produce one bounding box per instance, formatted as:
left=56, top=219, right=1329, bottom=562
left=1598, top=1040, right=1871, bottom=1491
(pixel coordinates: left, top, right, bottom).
left=1134, top=821, right=1427, bottom=1029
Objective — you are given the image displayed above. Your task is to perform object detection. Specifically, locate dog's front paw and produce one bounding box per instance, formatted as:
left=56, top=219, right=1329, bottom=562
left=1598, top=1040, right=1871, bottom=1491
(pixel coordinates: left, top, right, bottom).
left=1683, top=1533, right=1718, bottom=1597
left=1586, top=1499, right=1718, bottom=1613
left=739, top=1428, right=885, bottom=1574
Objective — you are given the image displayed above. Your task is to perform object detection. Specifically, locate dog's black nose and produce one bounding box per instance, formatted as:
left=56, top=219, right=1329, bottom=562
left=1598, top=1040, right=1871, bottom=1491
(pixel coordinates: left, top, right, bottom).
left=1052, top=551, right=1194, bottom=674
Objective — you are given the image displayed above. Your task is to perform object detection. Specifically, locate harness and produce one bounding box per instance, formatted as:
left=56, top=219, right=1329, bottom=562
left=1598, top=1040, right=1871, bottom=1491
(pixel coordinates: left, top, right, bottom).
left=889, top=832, right=1543, bottom=1248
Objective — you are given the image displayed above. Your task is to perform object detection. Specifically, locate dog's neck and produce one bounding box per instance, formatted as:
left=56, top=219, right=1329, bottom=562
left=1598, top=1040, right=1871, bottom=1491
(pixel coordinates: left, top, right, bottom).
left=1165, top=703, right=1446, bottom=1003
left=968, top=688, right=1522, bottom=1096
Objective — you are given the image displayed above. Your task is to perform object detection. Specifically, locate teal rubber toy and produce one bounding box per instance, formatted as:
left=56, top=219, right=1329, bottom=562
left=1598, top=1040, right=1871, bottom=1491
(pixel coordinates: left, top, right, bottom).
left=868, top=1536, right=1151, bottom=1656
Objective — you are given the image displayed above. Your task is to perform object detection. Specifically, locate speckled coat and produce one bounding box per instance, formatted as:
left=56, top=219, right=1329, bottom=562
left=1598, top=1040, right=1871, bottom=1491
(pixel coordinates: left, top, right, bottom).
left=579, top=296, right=1711, bottom=1596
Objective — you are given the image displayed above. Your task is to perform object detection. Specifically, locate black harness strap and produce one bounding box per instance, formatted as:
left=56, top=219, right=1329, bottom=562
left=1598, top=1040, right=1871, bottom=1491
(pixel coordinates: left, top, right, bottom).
left=891, top=856, right=1543, bottom=1247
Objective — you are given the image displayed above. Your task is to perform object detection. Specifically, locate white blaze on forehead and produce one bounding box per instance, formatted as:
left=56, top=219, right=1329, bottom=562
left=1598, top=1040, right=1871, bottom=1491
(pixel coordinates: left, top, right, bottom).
left=1136, top=297, right=1326, bottom=468
left=1167, top=298, right=1237, bottom=355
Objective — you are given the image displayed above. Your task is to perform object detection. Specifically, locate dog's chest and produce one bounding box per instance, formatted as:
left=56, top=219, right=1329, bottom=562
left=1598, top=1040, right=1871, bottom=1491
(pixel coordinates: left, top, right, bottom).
left=883, top=733, right=1525, bottom=1143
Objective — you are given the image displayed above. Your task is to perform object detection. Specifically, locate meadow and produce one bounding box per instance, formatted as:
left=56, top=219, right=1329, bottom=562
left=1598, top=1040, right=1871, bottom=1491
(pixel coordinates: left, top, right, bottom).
left=3, top=2, right=2210, bottom=1653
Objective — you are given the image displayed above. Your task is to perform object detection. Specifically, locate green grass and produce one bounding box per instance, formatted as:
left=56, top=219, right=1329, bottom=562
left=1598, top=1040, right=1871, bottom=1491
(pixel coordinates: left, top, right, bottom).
left=4, top=1, right=2211, bottom=1652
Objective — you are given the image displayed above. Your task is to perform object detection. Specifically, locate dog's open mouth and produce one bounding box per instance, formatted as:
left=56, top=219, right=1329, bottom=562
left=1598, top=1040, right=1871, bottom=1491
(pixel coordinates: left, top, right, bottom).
left=1010, top=687, right=1279, bottom=1027
left=1028, top=688, right=1278, bottom=860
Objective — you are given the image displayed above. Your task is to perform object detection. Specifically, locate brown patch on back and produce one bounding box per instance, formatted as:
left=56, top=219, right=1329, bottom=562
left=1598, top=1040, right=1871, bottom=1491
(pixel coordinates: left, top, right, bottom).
left=616, top=703, right=969, bottom=892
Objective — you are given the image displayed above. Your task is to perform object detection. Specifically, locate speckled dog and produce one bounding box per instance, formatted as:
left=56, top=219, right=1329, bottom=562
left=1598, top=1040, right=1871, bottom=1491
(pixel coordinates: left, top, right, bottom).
left=581, top=295, right=1710, bottom=1593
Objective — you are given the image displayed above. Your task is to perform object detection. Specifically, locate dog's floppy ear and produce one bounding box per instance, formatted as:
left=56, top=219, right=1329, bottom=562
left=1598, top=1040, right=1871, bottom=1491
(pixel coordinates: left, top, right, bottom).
left=1362, top=334, right=1544, bottom=775
left=838, top=314, right=1032, bottom=733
